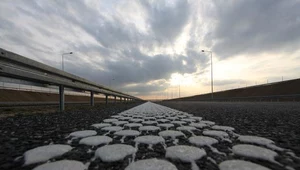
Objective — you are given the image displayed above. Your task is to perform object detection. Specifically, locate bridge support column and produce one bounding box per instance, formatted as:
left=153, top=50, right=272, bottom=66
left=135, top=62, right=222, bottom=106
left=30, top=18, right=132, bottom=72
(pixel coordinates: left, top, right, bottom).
left=59, top=85, right=65, bottom=112
left=114, top=96, right=117, bottom=103
left=105, top=95, right=108, bottom=105
left=120, top=97, right=122, bottom=102
left=90, top=91, right=94, bottom=106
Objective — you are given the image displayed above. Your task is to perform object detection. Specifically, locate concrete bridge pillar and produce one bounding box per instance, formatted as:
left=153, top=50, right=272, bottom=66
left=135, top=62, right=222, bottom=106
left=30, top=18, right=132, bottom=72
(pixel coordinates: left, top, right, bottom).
left=90, top=91, right=94, bottom=106
left=105, top=95, right=108, bottom=105
left=59, top=85, right=65, bottom=112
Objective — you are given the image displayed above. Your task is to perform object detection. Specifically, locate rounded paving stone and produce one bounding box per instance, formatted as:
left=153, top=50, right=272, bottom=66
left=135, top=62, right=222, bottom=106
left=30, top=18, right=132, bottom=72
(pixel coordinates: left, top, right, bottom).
left=119, top=117, right=132, bottom=121
left=159, top=130, right=185, bottom=139
left=188, top=136, right=218, bottom=146
left=142, top=121, right=158, bottom=125
left=33, top=160, right=86, bottom=170
left=190, top=116, right=202, bottom=121
left=125, top=123, right=143, bottom=128
left=171, top=121, right=187, bottom=125
left=95, top=144, right=136, bottom=162
left=133, top=115, right=143, bottom=118
left=232, top=144, right=278, bottom=162
left=203, top=130, right=229, bottom=138
left=212, top=125, right=235, bottom=131
left=167, top=117, right=178, bottom=120
left=143, top=117, right=156, bottom=120
left=219, top=160, right=271, bottom=170
left=189, top=123, right=208, bottom=129
left=181, top=118, right=196, bottom=122
left=111, top=115, right=123, bottom=118
left=165, top=145, right=206, bottom=162
left=112, top=121, right=129, bottom=126
left=101, top=126, right=123, bottom=132
left=134, top=135, right=165, bottom=145
left=79, top=136, right=112, bottom=146
left=129, top=118, right=143, bottom=123
left=201, top=121, right=215, bottom=125
left=176, top=126, right=197, bottom=131
left=114, top=130, right=140, bottom=136
left=23, top=145, right=73, bottom=165
left=69, top=130, right=97, bottom=138
left=157, top=123, right=174, bottom=129
left=91, top=123, right=111, bottom=129
left=103, top=119, right=119, bottom=123
left=238, top=135, right=274, bottom=146
left=139, top=126, right=160, bottom=131
left=125, top=158, right=177, bottom=170
left=157, top=119, right=170, bottom=123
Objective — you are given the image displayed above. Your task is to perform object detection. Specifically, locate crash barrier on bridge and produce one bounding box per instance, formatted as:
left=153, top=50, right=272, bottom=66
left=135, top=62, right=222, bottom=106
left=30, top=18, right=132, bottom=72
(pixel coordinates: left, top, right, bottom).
left=0, top=81, right=97, bottom=97
left=0, top=48, right=142, bottom=111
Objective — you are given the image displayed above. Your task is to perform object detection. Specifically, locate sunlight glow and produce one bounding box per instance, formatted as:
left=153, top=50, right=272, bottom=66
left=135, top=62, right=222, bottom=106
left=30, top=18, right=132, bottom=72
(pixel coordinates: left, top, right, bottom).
left=169, top=73, right=195, bottom=86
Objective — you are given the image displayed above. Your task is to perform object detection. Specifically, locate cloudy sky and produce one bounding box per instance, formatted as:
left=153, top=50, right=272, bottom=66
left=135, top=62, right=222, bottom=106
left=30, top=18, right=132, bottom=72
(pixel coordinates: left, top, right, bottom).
left=1, top=0, right=300, bottom=99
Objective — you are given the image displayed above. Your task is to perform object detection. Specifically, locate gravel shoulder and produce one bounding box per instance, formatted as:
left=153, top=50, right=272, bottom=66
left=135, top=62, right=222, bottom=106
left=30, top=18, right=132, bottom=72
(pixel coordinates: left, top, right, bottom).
left=160, top=101, right=300, bottom=156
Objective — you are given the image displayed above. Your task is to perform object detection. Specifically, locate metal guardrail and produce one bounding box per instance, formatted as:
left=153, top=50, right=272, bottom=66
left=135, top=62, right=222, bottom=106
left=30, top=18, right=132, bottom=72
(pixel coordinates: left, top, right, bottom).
left=0, top=101, right=109, bottom=107
left=0, top=81, right=96, bottom=97
left=0, top=48, right=142, bottom=111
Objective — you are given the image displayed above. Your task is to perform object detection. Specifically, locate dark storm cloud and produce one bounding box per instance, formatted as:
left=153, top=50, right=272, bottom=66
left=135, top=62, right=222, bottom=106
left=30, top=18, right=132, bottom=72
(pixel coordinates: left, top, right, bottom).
left=64, top=0, right=191, bottom=51
left=14, top=0, right=197, bottom=83
left=0, top=0, right=213, bottom=96
left=6, top=0, right=198, bottom=92
left=64, top=48, right=198, bottom=89
left=123, top=80, right=169, bottom=95
left=3, top=0, right=298, bottom=97
left=211, top=0, right=300, bottom=58
left=140, top=0, right=190, bottom=44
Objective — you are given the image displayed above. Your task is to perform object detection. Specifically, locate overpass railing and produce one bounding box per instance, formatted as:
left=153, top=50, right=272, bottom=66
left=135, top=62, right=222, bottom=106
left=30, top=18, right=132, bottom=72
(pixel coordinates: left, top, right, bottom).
left=0, top=48, right=142, bottom=111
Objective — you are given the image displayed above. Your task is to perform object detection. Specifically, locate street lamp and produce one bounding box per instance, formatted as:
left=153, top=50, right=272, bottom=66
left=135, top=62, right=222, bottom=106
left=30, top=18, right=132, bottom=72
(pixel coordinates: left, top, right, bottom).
left=62, top=52, right=73, bottom=71
left=201, top=50, right=213, bottom=100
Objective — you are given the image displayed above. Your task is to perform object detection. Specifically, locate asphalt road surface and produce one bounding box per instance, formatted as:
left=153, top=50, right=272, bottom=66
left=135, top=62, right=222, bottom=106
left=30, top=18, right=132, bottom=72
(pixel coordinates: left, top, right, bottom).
left=1, top=101, right=299, bottom=170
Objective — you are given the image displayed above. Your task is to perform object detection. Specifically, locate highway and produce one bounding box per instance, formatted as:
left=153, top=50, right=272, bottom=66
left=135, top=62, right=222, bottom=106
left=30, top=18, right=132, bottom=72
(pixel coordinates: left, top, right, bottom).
left=1, top=102, right=299, bottom=170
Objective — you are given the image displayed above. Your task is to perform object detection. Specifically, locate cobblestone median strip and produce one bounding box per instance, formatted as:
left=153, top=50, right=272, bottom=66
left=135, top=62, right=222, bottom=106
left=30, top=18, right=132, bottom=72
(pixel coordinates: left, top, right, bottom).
left=18, top=102, right=300, bottom=170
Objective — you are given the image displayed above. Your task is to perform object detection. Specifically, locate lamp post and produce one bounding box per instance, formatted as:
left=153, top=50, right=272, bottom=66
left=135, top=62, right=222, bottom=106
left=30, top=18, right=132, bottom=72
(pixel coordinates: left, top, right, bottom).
left=201, top=50, right=213, bottom=100
left=62, top=52, right=73, bottom=71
